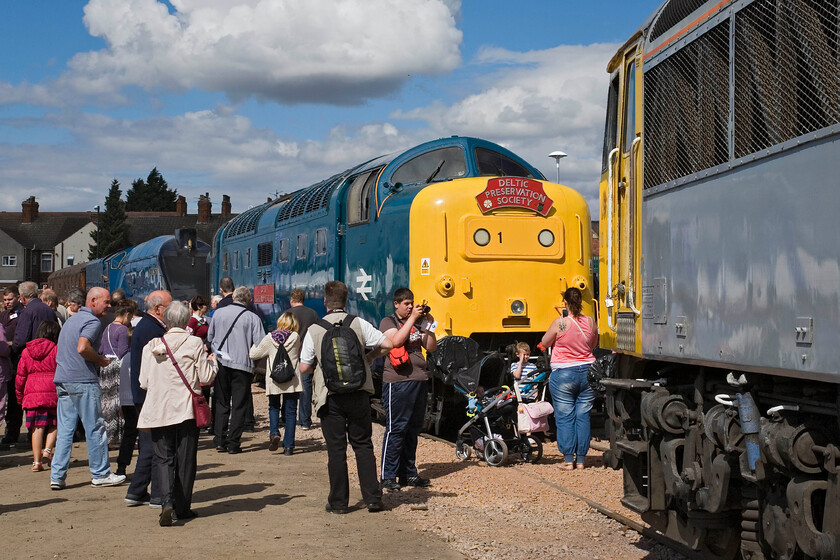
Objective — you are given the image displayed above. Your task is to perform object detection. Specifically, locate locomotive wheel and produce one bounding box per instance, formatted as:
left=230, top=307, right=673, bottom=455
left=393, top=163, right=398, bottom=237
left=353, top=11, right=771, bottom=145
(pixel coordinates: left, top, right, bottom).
left=455, top=439, right=472, bottom=461
left=484, top=438, right=508, bottom=467
left=520, top=435, right=543, bottom=464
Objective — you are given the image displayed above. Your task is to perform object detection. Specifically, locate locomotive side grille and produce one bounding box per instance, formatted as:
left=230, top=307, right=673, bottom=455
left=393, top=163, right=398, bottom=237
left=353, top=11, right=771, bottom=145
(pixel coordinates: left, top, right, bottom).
left=257, top=242, right=273, bottom=267
left=734, top=0, right=840, bottom=158
left=277, top=175, right=341, bottom=222
left=617, top=312, right=637, bottom=351
left=644, top=21, right=730, bottom=189
left=223, top=200, right=273, bottom=239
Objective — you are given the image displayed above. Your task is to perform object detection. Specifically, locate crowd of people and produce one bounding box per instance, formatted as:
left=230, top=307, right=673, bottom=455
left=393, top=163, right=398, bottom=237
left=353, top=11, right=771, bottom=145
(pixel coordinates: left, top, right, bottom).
left=0, top=277, right=599, bottom=525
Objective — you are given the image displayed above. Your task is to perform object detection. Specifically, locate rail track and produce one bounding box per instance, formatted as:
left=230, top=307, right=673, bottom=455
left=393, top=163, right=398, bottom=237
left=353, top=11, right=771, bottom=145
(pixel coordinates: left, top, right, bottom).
left=421, top=432, right=702, bottom=560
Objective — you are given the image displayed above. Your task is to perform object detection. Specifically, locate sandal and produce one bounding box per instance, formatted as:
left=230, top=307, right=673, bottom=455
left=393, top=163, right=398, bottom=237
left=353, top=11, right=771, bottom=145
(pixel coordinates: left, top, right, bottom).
left=32, top=462, right=43, bottom=472
left=559, top=462, right=574, bottom=471
left=42, top=448, right=53, bottom=466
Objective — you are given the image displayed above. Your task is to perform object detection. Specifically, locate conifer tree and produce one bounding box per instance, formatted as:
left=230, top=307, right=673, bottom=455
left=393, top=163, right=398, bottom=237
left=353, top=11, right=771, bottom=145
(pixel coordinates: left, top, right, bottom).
left=89, top=179, right=131, bottom=260
left=125, top=167, right=178, bottom=211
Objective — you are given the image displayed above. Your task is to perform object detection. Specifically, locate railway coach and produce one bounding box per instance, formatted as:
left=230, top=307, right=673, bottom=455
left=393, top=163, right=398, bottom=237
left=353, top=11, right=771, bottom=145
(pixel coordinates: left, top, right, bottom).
left=596, top=1, right=840, bottom=558
left=210, top=136, right=593, bottom=431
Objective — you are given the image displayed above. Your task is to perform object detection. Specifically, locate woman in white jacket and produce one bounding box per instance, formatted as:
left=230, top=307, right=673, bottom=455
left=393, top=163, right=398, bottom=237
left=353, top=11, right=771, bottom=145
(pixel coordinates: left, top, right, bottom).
left=250, top=312, right=301, bottom=455
left=138, top=301, right=217, bottom=526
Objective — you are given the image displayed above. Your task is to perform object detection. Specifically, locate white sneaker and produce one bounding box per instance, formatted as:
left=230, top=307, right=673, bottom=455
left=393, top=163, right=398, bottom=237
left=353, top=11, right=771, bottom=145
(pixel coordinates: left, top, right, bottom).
left=50, top=480, right=66, bottom=491
left=91, top=472, right=126, bottom=487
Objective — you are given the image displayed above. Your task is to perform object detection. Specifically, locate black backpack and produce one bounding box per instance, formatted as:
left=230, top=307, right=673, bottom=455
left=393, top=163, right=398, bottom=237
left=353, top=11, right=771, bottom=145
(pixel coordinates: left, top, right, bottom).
left=269, top=341, right=295, bottom=385
left=316, top=314, right=367, bottom=393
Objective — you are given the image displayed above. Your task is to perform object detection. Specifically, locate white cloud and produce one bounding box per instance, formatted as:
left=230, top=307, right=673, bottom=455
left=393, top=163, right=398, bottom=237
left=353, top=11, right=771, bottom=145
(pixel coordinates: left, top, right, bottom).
left=392, top=43, right=619, bottom=206
left=56, top=0, right=462, bottom=105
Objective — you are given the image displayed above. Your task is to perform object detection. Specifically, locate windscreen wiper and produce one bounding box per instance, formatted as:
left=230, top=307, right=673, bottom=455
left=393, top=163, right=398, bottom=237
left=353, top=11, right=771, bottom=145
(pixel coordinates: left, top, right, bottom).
left=426, top=160, right=445, bottom=183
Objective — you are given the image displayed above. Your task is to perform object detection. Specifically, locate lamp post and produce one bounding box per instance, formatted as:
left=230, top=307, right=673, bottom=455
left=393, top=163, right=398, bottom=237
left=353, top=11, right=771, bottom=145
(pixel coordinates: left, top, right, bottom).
left=548, top=151, right=567, bottom=183
left=94, top=205, right=101, bottom=258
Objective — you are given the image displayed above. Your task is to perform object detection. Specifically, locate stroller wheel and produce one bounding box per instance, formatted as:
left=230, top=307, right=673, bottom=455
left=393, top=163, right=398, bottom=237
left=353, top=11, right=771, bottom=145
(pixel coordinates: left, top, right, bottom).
left=520, top=435, right=543, bottom=464
left=483, top=438, right=508, bottom=467
left=455, top=439, right=472, bottom=461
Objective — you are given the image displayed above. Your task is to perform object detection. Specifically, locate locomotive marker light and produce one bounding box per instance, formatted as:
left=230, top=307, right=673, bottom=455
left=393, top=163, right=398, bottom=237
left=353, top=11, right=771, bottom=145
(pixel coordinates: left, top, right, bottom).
left=473, top=228, right=491, bottom=246
left=548, top=150, right=567, bottom=183
left=538, top=229, right=554, bottom=247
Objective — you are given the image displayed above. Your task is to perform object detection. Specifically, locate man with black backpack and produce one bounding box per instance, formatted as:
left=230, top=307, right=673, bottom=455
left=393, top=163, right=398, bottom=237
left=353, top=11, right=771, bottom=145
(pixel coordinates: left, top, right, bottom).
left=299, top=281, right=393, bottom=514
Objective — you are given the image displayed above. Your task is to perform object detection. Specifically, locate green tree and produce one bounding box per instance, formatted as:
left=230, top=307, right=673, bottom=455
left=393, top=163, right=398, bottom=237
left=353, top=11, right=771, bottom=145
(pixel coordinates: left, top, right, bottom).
left=89, top=179, right=131, bottom=260
left=125, top=167, right=178, bottom=211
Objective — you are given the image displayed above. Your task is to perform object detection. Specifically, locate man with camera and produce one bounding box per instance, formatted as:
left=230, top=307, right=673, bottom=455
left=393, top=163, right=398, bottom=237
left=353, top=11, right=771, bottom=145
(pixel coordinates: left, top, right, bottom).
left=379, top=288, right=437, bottom=491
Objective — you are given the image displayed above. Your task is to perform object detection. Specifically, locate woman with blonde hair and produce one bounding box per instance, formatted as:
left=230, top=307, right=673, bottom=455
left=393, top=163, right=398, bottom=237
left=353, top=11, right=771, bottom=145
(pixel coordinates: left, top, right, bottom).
left=250, top=311, right=301, bottom=455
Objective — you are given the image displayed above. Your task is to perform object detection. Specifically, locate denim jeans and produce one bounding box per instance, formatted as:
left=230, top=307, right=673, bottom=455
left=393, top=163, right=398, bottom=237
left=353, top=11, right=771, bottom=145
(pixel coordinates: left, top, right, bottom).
left=548, top=364, right=595, bottom=463
left=268, top=393, right=300, bottom=449
left=298, top=373, right=313, bottom=428
left=52, top=382, right=111, bottom=482
left=282, top=393, right=299, bottom=449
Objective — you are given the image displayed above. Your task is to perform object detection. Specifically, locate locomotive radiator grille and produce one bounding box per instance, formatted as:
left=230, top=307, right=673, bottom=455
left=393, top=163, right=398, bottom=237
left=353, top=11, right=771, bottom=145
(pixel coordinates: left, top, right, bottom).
left=734, top=0, right=840, bottom=158
left=644, top=21, right=730, bottom=189
left=617, top=312, right=636, bottom=351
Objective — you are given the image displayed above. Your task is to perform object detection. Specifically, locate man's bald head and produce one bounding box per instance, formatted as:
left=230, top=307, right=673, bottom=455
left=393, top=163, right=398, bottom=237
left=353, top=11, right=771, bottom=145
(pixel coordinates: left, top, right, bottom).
left=86, top=287, right=111, bottom=317
left=146, top=290, right=173, bottom=321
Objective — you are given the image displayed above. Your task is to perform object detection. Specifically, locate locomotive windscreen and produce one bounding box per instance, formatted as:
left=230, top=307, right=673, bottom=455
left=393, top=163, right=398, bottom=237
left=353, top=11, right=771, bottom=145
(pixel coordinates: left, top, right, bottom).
left=160, top=251, right=210, bottom=301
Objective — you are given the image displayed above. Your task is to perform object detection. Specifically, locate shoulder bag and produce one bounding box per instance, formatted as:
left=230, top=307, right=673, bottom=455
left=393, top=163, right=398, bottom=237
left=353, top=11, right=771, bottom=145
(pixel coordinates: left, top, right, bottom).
left=161, top=336, right=212, bottom=428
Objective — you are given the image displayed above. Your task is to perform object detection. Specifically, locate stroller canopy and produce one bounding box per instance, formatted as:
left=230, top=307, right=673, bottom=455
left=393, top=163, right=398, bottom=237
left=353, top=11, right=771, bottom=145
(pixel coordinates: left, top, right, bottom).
left=427, top=336, right=505, bottom=394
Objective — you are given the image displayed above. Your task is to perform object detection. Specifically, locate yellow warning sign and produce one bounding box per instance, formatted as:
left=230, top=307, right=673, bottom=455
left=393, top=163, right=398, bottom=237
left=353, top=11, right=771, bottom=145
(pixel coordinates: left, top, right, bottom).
left=420, top=258, right=430, bottom=276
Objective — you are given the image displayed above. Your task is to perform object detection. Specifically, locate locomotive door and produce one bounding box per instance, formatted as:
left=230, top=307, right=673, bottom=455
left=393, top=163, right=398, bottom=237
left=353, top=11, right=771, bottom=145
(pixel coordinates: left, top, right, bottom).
left=602, top=42, right=643, bottom=353
left=338, top=168, right=381, bottom=317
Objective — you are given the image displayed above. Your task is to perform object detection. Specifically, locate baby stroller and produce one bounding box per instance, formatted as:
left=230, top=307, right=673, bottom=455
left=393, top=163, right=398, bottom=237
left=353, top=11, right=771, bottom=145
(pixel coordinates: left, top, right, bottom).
left=429, top=337, right=543, bottom=466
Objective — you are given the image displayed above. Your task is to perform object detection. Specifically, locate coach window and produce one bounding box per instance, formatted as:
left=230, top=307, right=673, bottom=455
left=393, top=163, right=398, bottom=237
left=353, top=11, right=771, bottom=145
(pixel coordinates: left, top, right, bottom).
left=391, top=147, right=466, bottom=186
left=277, top=238, right=289, bottom=263
left=245, top=247, right=252, bottom=269
left=475, top=148, right=534, bottom=178
left=233, top=250, right=240, bottom=270
left=622, top=60, right=636, bottom=153
left=346, top=169, right=379, bottom=226
left=296, top=234, right=308, bottom=260
left=315, top=228, right=327, bottom=255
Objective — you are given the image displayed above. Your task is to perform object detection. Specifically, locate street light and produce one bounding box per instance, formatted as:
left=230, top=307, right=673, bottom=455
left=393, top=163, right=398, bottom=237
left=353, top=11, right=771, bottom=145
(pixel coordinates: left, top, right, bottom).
left=94, top=205, right=101, bottom=258
left=548, top=151, right=567, bottom=183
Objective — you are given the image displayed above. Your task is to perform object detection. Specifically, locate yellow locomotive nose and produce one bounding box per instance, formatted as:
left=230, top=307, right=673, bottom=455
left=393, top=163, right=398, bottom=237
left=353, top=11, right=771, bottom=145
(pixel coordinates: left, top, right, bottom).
left=408, top=176, right=592, bottom=340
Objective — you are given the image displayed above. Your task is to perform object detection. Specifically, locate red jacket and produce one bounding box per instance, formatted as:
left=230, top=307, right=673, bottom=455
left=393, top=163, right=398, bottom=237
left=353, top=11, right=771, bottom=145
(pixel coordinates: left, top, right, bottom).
left=15, top=338, right=58, bottom=410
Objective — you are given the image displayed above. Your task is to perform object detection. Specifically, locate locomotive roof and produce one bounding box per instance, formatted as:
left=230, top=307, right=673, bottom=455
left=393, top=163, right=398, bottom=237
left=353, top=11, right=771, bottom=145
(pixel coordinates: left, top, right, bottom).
left=221, top=136, right=542, bottom=240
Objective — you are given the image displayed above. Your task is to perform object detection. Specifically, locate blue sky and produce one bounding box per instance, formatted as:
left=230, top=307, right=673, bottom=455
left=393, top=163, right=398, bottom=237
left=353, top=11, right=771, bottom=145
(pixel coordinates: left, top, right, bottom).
left=0, top=1, right=662, bottom=215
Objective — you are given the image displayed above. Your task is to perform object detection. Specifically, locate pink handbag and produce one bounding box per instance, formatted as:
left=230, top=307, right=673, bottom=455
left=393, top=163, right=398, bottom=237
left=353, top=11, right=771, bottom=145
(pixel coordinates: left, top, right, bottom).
left=517, top=401, right=553, bottom=434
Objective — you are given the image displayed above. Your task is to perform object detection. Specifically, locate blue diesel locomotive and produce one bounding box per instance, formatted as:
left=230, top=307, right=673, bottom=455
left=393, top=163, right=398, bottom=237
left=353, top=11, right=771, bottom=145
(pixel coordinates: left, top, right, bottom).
left=210, top=136, right=593, bottom=432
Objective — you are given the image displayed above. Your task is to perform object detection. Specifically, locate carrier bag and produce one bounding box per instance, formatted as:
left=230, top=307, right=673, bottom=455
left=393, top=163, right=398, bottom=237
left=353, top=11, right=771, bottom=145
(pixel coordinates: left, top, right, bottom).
left=270, top=342, right=295, bottom=385
left=317, top=314, right=367, bottom=393
left=517, top=401, right=553, bottom=434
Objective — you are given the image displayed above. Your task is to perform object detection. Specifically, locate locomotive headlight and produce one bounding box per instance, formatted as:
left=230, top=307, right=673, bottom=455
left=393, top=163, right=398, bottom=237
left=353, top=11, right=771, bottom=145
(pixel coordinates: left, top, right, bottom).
left=538, top=229, right=555, bottom=247
left=473, top=228, right=491, bottom=246
left=510, top=299, right=526, bottom=315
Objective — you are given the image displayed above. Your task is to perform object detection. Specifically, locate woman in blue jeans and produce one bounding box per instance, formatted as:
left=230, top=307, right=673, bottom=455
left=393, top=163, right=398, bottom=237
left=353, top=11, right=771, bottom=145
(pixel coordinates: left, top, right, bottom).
left=541, top=287, right=598, bottom=470
left=249, top=312, right=302, bottom=455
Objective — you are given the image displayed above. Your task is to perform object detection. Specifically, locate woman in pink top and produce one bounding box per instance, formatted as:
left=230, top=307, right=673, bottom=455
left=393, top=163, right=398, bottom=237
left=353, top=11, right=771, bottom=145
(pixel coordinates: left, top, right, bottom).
left=541, top=287, right=598, bottom=470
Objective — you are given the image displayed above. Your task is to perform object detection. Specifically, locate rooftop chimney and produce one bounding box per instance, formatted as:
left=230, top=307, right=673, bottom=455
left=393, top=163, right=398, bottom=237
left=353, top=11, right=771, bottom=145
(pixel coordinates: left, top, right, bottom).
left=21, top=196, right=39, bottom=224
left=176, top=195, right=187, bottom=217
left=221, top=194, right=231, bottom=217
left=197, top=192, right=211, bottom=224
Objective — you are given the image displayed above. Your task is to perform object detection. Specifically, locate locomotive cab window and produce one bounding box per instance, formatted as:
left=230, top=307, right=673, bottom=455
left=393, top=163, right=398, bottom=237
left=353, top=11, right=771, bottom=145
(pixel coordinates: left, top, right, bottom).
left=277, top=238, right=289, bottom=263
left=602, top=73, right=619, bottom=172
left=315, top=228, right=327, bottom=256
left=391, top=147, right=466, bottom=186
left=346, top=169, right=379, bottom=226
left=296, top=234, right=308, bottom=261
left=622, top=60, right=636, bottom=153
left=475, top=148, right=534, bottom=178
